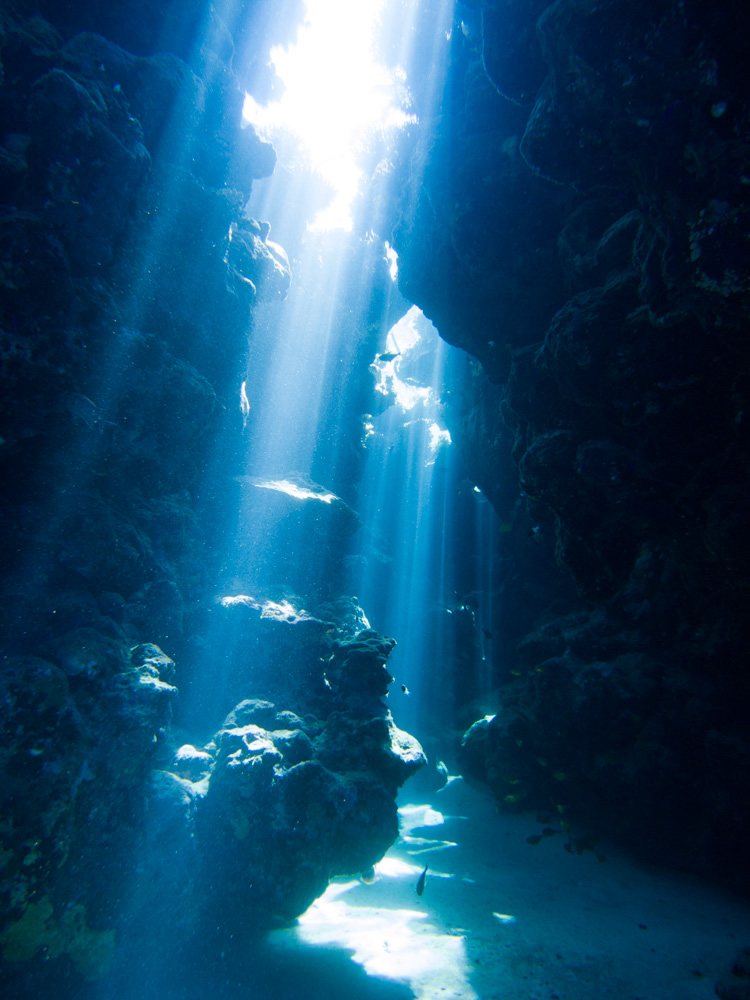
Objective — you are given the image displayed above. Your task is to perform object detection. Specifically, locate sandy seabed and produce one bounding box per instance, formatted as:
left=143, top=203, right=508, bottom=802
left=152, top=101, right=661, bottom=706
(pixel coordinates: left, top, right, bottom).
left=264, top=775, right=750, bottom=1000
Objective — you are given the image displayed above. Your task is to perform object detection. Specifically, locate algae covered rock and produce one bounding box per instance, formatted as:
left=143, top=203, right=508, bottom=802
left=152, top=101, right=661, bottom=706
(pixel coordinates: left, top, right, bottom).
left=96, top=612, right=427, bottom=949
left=192, top=623, right=426, bottom=931
left=0, top=895, right=115, bottom=980
left=0, top=633, right=177, bottom=985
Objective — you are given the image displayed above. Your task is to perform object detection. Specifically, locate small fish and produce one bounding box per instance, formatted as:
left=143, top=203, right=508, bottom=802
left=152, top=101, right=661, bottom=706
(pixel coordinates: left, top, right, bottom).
left=552, top=771, right=567, bottom=781
left=416, top=864, right=428, bottom=896
left=482, top=628, right=494, bottom=639
left=378, top=351, right=401, bottom=363
left=360, top=867, right=376, bottom=884
left=526, top=834, right=542, bottom=845
left=401, top=684, right=410, bottom=695
left=503, top=793, right=520, bottom=805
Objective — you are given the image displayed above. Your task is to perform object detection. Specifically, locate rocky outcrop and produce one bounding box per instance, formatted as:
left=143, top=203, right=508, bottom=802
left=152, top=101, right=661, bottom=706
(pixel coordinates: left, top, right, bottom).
left=198, top=672, right=423, bottom=930
left=385, top=0, right=750, bottom=886
left=111, top=612, right=424, bottom=962
left=0, top=9, right=287, bottom=658
left=0, top=594, right=423, bottom=989
left=1, top=1, right=424, bottom=991
left=0, top=634, right=176, bottom=982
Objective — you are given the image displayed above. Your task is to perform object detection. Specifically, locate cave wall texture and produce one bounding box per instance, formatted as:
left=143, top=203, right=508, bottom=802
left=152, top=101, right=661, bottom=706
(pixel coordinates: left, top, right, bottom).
left=382, top=0, right=750, bottom=886
left=0, top=0, right=422, bottom=992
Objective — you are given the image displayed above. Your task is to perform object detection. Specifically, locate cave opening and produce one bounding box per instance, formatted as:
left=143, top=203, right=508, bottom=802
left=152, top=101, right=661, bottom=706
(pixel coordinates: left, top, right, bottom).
left=176, top=0, right=492, bottom=745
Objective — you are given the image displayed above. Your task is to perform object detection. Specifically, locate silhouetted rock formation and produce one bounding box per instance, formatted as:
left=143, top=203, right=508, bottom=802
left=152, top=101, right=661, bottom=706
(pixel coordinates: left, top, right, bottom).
left=386, top=0, right=750, bottom=887
left=0, top=635, right=176, bottom=980
left=129, top=612, right=423, bottom=948
left=0, top=1, right=422, bottom=990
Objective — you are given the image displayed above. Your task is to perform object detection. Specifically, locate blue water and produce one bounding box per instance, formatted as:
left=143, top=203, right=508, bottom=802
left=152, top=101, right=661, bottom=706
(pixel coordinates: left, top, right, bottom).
left=2, top=1, right=749, bottom=998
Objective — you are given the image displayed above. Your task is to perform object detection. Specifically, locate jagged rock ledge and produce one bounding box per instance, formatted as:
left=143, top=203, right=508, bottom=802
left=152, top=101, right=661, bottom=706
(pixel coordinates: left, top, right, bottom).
left=0, top=608, right=425, bottom=987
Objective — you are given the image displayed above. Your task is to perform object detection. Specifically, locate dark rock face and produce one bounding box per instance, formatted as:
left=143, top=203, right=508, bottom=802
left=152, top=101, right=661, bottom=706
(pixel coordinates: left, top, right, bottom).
left=0, top=1, right=424, bottom=991
left=198, top=641, right=423, bottom=929
left=0, top=635, right=176, bottom=979
left=118, top=612, right=423, bottom=952
left=387, top=0, right=750, bottom=885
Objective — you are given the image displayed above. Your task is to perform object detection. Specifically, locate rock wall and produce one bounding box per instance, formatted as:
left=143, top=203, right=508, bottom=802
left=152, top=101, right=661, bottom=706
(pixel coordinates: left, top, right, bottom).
left=0, top=4, right=290, bottom=656
left=384, top=0, right=750, bottom=886
left=0, top=1, right=423, bottom=991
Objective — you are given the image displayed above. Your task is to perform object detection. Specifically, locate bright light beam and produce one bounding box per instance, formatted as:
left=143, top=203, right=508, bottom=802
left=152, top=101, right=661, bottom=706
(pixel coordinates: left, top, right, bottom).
left=291, top=885, right=477, bottom=1000
left=244, top=0, right=414, bottom=231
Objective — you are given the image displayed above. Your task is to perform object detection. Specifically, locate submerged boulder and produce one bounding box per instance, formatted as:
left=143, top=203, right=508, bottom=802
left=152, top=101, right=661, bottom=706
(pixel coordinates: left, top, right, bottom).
left=195, top=691, right=424, bottom=928
left=151, top=615, right=424, bottom=935
left=1, top=613, right=425, bottom=984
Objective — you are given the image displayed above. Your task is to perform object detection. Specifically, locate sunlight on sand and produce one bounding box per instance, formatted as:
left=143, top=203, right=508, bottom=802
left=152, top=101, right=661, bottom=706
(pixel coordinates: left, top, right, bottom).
left=294, top=873, right=477, bottom=1000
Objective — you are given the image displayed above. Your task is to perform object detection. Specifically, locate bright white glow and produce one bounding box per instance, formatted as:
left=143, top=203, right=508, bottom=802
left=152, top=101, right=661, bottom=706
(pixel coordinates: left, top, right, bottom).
left=428, top=421, right=451, bottom=454
left=386, top=307, right=422, bottom=355
left=376, top=375, right=431, bottom=411
left=374, top=857, right=418, bottom=878
left=294, top=890, right=477, bottom=1000
left=250, top=477, right=338, bottom=503
left=219, top=594, right=260, bottom=608
left=384, top=242, right=399, bottom=280
left=401, top=834, right=458, bottom=855
left=218, top=594, right=312, bottom=624
left=239, top=380, right=250, bottom=430
left=368, top=306, right=453, bottom=465
left=244, top=0, right=415, bottom=230
left=399, top=804, right=445, bottom=831
left=373, top=308, right=433, bottom=411
left=259, top=599, right=307, bottom=622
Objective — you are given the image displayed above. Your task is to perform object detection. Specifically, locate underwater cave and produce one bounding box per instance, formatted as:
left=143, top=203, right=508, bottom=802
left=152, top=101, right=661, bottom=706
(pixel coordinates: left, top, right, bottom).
left=2, top=0, right=750, bottom=998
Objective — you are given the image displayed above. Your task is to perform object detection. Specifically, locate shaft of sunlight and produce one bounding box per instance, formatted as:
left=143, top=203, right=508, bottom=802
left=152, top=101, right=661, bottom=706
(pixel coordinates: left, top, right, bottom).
left=348, top=308, right=462, bottom=737
left=244, top=0, right=414, bottom=230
